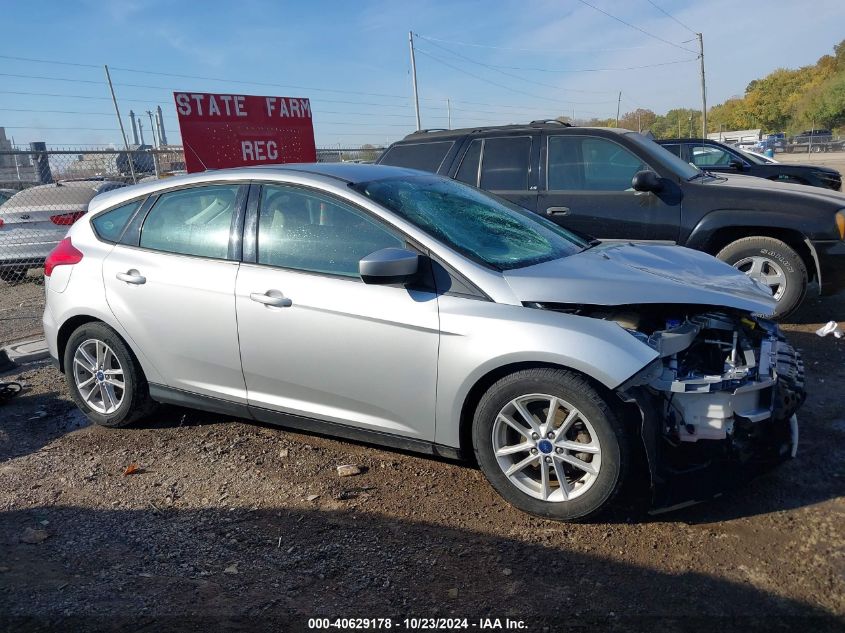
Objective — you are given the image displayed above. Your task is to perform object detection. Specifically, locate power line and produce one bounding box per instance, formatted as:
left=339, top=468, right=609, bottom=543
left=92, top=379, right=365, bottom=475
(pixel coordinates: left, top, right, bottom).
left=0, top=54, right=100, bottom=69
left=0, top=53, right=419, bottom=101
left=575, top=0, right=698, bottom=54
left=414, top=34, right=663, bottom=56
left=0, top=72, right=104, bottom=85
left=415, top=48, right=570, bottom=105
left=416, top=33, right=696, bottom=74
left=645, top=0, right=696, bottom=35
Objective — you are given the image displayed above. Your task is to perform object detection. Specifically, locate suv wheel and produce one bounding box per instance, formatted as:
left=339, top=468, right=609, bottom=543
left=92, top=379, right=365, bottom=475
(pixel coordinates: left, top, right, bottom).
left=716, top=237, right=807, bottom=319
left=472, top=368, right=628, bottom=521
left=64, top=322, right=156, bottom=427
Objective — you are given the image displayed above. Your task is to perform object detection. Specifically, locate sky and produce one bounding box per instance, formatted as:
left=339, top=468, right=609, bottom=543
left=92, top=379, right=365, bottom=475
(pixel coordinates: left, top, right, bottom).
left=2, top=0, right=844, bottom=148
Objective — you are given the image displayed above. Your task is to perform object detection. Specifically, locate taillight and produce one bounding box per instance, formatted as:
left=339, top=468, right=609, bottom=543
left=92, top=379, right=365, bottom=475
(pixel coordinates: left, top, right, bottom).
left=45, top=237, right=83, bottom=276
left=50, top=211, right=86, bottom=226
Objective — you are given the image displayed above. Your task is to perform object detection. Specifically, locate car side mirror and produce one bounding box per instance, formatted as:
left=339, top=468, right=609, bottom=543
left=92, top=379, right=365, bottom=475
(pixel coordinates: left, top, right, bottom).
left=631, top=170, right=663, bottom=193
left=359, top=247, right=419, bottom=285
left=729, top=159, right=745, bottom=171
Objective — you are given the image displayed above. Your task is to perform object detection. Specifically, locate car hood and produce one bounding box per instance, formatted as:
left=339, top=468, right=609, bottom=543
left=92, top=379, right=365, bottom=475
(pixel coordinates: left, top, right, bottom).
left=502, top=242, right=777, bottom=315
left=704, top=172, right=845, bottom=204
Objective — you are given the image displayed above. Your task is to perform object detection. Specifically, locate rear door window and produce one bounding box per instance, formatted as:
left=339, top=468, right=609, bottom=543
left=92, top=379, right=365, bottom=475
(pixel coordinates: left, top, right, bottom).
left=479, top=136, right=531, bottom=191
left=378, top=141, right=454, bottom=173
left=139, top=185, right=241, bottom=259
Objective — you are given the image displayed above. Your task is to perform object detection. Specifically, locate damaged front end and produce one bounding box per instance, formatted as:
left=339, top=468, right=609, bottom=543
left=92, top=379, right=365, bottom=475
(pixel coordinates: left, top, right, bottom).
left=614, top=306, right=805, bottom=510
left=531, top=301, right=806, bottom=510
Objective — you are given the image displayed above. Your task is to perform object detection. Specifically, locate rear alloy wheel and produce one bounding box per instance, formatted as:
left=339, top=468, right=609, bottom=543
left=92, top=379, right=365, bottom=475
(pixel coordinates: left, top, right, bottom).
left=716, top=236, right=807, bottom=319
left=473, top=368, right=628, bottom=521
left=64, top=322, right=155, bottom=427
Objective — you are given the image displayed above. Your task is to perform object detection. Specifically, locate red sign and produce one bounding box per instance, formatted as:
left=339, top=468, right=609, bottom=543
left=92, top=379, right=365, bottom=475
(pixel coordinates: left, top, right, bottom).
left=173, top=92, right=317, bottom=173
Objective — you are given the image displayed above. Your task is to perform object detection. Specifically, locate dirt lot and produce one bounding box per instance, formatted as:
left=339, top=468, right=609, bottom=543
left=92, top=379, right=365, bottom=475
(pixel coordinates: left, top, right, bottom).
left=776, top=148, right=845, bottom=175
left=0, top=273, right=43, bottom=345
left=1, top=287, right=844, bottom=631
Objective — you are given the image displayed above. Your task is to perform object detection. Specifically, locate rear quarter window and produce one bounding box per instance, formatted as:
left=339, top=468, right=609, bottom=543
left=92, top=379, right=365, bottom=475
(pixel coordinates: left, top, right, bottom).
left=378, top=141, right=454, bottom=173
left=92, top=200, right=143, bottom=243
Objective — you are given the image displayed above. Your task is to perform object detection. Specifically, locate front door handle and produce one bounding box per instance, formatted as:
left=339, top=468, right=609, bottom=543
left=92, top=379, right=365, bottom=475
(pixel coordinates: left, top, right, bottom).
left=250, top=290, right=292, bottom=308
left=116, top=270, right=146, bottom=285
left=546, top=206, right=570, bottom=216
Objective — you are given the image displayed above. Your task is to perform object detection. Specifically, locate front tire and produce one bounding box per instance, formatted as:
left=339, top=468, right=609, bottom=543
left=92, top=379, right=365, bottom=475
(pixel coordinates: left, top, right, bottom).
left=64, top=322, right=155, bottom=427
left=472, top=368, right=629, bottom=521
left=716, top=236, right=807, bottom=319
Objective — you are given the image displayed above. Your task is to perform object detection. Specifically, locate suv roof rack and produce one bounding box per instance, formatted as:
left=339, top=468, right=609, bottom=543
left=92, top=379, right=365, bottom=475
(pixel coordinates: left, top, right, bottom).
left=529, top=119, right=572, bottom=127
left=413, top=128, right=450, bottom=134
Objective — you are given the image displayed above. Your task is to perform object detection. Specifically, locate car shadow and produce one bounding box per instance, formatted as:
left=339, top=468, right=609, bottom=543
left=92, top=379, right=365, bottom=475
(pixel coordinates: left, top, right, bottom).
left=0, top=504, right=842, bottom=632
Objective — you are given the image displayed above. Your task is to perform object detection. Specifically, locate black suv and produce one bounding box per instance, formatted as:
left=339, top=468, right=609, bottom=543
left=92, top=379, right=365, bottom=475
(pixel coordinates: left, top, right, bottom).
left=377, top=122, right=845, bottom=317
left=657, top=138, right=841, bottom=191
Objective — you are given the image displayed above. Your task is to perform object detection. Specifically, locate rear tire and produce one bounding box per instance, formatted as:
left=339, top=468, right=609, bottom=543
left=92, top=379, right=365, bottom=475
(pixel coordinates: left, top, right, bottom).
left=64, top=322, right=156, bottom=428
left=716, top=236, right=807, bottom=319
left=472, top=368, right=629, bottom=521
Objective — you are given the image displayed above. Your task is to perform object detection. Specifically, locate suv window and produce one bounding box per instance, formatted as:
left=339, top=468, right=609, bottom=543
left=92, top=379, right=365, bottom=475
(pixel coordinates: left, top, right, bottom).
left=455, top=139, right=481, bottom=186
left=479, top=136, right=531, bottom=190
left=257, top=185, right=403, bottom=277
left=378, top=141, right=454, bottom=173
left=139, top=185, right=240, bottom=259
left=547, top=136, right=649, bottom=191
left=690, top=144, right=734, bottom=167
left=92, top=200, right=142, bottom=242
left=660, top=143, right=683, bottom=159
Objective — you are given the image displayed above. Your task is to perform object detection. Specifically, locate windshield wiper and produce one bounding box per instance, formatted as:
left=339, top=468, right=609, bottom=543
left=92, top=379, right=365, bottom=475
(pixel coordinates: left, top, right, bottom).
left=580, top=238, right=601, bottom=253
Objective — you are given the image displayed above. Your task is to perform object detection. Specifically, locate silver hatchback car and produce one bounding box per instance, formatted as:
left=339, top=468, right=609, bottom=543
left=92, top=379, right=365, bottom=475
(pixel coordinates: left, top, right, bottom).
left=43, top=164, right=805, bottom=520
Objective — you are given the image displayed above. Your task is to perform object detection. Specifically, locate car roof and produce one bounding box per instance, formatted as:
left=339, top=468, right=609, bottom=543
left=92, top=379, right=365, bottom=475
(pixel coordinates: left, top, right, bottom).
left=2, top=181, right=124, bottom=209
left=243, top=162, right=426, bottom=183
left=394, top=124, right=634, bottom=142
left=87, top=163, right=436, bottom=212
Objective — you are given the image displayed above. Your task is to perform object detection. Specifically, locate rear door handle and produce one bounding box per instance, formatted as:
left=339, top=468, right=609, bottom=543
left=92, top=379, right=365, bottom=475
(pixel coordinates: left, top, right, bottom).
left=250, top=290, right=292, bottom=308
left=116, top=270, right=146, bottom=285
left=546, top=206, right=570, bottom=216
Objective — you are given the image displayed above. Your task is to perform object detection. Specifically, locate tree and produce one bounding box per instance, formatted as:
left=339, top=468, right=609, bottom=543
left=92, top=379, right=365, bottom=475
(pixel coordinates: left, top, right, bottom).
left=618, top=109, right=657, bottom=132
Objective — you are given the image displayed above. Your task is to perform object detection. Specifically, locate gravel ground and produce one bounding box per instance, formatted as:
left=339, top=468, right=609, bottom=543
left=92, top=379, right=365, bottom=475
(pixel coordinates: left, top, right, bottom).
left=0, top=273, right=44, bottom=345
left=775, top=148, right=845, bottom=174
left=0, top=289, right=844, bottom=631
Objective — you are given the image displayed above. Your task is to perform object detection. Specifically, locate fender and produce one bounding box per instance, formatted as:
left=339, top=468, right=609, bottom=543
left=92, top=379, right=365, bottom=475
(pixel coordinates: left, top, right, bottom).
left=54, top=306, right=165, bottom=386
left=684, top=209, right=817, bottom=252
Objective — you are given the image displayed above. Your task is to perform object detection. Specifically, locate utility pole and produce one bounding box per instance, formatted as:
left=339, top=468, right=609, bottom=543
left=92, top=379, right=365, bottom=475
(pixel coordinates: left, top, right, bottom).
left=408, top=31, right=421, bottom=131
left=698, top=32, right=707, bottom=138
left=147, top=110, right=161, bottom=179
left=637, top=110, right=642, bottom=133
left=446, top=98, right=451, bottom=129
left=616, top=91, right=622, bottom=127
left=104, top=64, right=137, bottom=184
left=146, top=110, right=158, bottom=148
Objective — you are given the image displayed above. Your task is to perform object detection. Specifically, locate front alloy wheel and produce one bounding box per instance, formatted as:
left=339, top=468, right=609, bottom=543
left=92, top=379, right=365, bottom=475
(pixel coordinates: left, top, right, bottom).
left=473, top=368, right=628, bottom=521
left=492, top=394, right=602, bottom=502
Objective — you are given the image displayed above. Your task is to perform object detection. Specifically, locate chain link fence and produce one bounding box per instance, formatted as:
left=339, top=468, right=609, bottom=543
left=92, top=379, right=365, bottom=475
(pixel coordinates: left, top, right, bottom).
left=0, top=145, right=385, bottom=346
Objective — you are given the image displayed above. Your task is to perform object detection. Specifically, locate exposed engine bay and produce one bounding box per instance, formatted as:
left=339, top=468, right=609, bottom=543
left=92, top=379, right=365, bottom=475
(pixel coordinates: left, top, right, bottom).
left=528, top=302, right=807, bottom=508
